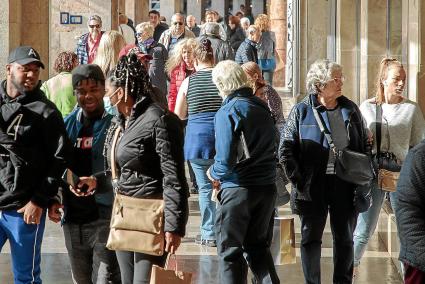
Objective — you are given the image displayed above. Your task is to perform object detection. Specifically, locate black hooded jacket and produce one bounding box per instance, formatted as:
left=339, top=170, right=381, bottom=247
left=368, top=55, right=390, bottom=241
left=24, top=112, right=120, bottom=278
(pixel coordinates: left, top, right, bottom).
left=0, top=80, right=72, bottom=210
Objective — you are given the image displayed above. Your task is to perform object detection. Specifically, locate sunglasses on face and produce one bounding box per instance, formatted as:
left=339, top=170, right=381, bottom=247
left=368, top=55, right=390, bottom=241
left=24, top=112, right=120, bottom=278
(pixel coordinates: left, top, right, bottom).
left=89, top=24, right=100, bottom=28
left=173, top=22, right=184, bottom=26
left=136, top=33, right=143, bottom=37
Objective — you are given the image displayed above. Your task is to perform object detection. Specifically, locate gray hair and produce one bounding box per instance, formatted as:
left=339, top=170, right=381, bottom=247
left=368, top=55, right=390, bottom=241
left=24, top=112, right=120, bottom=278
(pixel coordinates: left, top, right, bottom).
left=306, top=59, right=342, bottom=93
left=88, top=15, right=102, bottom=26
left=136, top=22, right=154, bottom=38
left=212, top=60, right=250, bottom=98
left=240, top=17, right=250, bottom=26
left=204, top=22, right=220, bottom=36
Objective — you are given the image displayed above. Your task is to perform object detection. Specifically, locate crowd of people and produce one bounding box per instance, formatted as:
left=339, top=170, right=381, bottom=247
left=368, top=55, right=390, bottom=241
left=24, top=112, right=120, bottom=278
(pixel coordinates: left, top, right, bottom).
left=0, top=6, right=424, bottom=284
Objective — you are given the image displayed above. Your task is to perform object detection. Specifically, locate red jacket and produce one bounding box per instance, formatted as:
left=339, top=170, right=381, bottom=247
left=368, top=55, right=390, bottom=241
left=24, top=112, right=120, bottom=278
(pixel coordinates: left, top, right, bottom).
left=168, top=62, right=194, bottom=112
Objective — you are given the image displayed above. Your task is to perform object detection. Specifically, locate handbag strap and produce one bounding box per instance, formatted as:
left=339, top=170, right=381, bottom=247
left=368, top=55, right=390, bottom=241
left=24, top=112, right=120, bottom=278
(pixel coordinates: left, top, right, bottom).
left=376, top=103, right=382, bottom=167
left=312, top=106, right=337, bottom=153
left=110, top=127, right=122, bottom=180
left=165, top=253, right=178, bottom=272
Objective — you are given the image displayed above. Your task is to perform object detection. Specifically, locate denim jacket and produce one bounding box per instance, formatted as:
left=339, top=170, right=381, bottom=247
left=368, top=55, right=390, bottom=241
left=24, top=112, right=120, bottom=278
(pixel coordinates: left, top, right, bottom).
left=210, top=87, right=277, bottom=189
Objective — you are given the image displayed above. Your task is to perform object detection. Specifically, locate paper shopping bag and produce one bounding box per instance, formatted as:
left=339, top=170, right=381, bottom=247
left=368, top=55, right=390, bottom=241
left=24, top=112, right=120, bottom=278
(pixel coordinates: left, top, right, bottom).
left=150, top=254, right=192, bottom=284
left=270, top=216, right=296, bottom=265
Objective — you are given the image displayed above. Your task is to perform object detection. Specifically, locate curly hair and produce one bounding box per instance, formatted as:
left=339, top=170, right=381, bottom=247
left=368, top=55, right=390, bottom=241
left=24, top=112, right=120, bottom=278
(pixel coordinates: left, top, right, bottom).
left=254, top=14, right=270, bottom=32
left=306, top=59, right=342, bottom=93
left=165, top=38, right=199, bottom=76
left=107, top=52, right=152, bottom=103
left=53, top=51, right=78, bottom=73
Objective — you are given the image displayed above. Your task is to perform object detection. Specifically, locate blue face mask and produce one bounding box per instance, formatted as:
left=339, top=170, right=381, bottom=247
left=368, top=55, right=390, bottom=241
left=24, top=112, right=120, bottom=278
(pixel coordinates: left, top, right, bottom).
left=104, top=87, right=123, bottom=116
left=103, top=96, right=119, bottom=116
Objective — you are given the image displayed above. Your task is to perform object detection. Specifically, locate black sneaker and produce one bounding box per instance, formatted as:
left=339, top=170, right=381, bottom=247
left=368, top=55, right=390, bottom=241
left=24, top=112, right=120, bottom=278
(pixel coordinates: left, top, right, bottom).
left=190, top=186, right=199, bottom=194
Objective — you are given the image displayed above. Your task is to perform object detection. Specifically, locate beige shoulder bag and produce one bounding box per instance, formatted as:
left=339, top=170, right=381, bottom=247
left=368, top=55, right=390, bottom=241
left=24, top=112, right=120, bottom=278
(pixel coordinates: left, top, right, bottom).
left=106, top=126, right=165, bottom=256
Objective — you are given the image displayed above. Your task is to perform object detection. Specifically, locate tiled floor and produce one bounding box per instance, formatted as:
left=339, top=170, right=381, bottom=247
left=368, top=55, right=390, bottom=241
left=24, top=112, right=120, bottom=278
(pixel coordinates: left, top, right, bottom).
left=0, top=196, right=402, bottom=284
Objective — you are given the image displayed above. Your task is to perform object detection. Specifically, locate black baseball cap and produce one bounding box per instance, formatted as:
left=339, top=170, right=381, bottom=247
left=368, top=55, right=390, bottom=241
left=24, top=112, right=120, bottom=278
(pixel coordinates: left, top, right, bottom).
left=8, top=46, right=45, bottom=69
left=72, top=64, right=105, bottom=89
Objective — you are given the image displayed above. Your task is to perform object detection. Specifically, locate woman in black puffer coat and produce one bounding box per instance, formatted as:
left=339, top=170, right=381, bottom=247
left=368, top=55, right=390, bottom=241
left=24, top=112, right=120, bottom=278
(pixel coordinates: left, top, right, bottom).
left=103, top=52, right=189, bottom=284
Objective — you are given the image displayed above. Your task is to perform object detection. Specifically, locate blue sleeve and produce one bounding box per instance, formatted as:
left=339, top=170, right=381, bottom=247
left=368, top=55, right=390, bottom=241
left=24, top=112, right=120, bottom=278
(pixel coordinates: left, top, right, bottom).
left=210, top=110, right=238, bottom=180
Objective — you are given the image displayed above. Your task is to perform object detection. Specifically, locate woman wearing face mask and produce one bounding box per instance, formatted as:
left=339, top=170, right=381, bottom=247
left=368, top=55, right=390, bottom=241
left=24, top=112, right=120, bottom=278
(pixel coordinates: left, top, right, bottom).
left=353, top=58, right=425, bottom=279
left=174, top=39, right=222, bottom=247
left=102, top=52, right=189, bottom=283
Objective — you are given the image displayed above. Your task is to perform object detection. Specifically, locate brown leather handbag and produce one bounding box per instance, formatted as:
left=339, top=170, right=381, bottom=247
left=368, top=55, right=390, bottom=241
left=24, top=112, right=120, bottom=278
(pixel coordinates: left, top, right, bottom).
left=106, top=127, right=165, bottom=256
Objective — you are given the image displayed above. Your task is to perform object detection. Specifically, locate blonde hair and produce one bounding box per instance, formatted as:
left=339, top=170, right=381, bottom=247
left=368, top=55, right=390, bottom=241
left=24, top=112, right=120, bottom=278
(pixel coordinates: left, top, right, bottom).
left=93, top=31, right=126, bottom=75
left=375, top=58, right=404, bottom=104
left=254, top=14, right=270, bottom=32
left=241, top=62, right=265, bottom=90
left=212, top=60, right=250, bottom=98
left=135, top=22, right=154, bottom=38
left=165, top=38, right=199, bottom=75
left=306, top=59, right=342, bottom=93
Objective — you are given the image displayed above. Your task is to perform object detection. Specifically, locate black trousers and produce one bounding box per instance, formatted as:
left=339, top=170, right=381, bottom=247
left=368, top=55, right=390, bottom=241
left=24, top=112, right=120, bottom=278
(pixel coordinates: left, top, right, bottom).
left=299, top=175, right=357, bottom=284
left=216, top=185, right=280, bottom=284
left=115, top=251, right=167, bottom=284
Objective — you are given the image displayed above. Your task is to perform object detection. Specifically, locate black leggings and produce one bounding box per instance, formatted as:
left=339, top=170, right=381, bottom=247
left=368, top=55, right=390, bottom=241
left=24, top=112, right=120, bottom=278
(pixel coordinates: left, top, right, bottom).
left=115, top=251, right=167, bottom=284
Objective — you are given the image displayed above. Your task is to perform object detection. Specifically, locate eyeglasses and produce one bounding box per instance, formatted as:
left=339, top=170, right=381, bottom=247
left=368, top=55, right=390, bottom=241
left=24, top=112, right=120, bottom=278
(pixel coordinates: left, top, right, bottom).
left=172, top=22, right=184, bottom=26
left=89, top=24, right=100, bottom=28
left=135, top=33, right=143, bottom=37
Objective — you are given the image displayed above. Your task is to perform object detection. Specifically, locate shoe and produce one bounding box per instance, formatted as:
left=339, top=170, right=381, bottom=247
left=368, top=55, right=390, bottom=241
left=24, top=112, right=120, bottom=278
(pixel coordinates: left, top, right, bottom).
left=353, top=265, right=359, bottom=280
left=203, top=239, right=217, bottom=247
left=195, top=234, right=203, bottom=244
left=190, top=186, right=199, bottom=194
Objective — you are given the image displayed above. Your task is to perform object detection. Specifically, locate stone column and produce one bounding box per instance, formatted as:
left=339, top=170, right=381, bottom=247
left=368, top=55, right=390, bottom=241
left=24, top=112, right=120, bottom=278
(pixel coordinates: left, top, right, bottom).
left=359, top=0, right=387, bottom=102
left=125, top=0, right=149, bottom=25
left=211, top=1, right=225, bottom=17
left=404, top=0, right=425, bottom=113
left=0, top=0, right=10, bottom=80
left=160, top=0, right=182, bottom=25
left=187, top=0, right=205, bottom=24
left=336, top=0, right=360, bottom=103
left=270, top=0, right=286, bottom=88
left=251, top=0, right=264, bottom=17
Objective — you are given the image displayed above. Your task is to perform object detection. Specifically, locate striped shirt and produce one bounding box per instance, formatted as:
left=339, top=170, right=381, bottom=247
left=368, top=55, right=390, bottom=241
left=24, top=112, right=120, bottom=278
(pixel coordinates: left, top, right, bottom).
left=187, top=70, right=222, bottom=115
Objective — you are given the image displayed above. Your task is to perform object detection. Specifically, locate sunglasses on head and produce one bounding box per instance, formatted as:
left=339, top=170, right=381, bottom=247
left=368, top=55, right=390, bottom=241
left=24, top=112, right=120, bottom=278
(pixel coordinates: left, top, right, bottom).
left=173, top=22, right=184, bottom=26
left=89, top=24, right=100, bottom=28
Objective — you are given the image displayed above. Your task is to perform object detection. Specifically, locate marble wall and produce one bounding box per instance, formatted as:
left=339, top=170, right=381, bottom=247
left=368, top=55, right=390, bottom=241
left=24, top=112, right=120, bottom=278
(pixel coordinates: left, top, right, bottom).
left=49, top=0, right=113, bottom=77
left=0, top=0, right=9, bottom=80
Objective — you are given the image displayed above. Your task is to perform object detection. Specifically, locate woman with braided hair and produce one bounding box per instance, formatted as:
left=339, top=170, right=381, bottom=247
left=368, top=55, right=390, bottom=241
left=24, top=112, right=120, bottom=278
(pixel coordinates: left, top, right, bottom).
left=91, top=52, right=189, bottom=284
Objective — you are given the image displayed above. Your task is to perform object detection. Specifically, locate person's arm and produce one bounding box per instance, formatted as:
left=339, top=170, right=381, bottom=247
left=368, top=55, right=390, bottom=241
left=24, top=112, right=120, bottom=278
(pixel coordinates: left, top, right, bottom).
left=394, top=146, right=425, bottom=266
left=209, top=110, right=239, bottom=180
left=174, top=77, right=189, bottom=120
left=278, top=105, right=303, bottom=188
left=154, top=114, right=189, bottom=237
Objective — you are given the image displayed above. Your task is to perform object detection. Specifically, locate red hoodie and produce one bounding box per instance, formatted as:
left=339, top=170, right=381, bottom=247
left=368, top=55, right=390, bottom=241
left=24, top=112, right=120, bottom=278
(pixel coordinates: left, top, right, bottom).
left=168, top=62, right=195, bottom=112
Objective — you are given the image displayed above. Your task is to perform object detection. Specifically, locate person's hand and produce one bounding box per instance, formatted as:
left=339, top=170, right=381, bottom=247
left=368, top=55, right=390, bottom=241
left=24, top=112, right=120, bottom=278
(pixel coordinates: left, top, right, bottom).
left=367, top=129, right=374, bottom=145
left=165, top=232, right=182, bottom=254
left=17, top=201, right=43, bottom=225
left=70, top=176, right=97, bottom=197
left=48, top=202, right=63, bottom=223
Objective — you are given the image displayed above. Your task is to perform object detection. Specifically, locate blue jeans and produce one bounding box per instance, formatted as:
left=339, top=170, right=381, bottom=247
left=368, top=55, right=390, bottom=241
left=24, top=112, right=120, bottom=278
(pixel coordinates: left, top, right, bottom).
left=0, top=210, right=46, bottom=284
left=262, top=71, right=274, bottom=86
left=353, top=180, right=385, bottom=266
left=190, top=158, right=216, bottom=240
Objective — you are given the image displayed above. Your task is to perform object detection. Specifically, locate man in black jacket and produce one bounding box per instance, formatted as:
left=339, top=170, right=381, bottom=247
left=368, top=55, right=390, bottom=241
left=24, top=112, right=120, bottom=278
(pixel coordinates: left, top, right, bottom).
left=0, top=46, right=71, bottom=283
left=235, top=25, right=260, bottom=65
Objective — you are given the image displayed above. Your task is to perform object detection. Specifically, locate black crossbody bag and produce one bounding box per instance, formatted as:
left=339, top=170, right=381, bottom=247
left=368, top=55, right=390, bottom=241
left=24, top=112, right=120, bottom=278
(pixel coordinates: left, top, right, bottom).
left=312, top=107, right=374, bottom=186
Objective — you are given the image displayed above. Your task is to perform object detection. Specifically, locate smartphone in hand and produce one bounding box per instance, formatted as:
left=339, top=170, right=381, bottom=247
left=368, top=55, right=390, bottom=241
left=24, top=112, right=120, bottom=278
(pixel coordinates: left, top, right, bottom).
left=62, top=169, right=80, bottom=188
